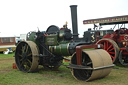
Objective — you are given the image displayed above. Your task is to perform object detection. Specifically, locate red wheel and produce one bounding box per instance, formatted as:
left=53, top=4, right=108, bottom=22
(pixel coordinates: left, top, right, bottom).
left=96, top=38, right=119, bottom=63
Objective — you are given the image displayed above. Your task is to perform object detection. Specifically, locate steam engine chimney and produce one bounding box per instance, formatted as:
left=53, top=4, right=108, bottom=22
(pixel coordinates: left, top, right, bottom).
left=70, top=5, right=79, bottom=40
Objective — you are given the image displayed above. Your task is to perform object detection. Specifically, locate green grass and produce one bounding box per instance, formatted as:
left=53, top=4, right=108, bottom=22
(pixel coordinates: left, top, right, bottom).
left=0, top=53, right=15, bottom=59
left=0, top=53, right=128, bottom=85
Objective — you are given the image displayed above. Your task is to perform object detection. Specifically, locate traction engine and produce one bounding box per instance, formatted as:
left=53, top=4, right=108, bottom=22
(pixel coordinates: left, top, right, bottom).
left=15, top=5, right=114, bottom=81
left=83, top=15, right=128, bottom=66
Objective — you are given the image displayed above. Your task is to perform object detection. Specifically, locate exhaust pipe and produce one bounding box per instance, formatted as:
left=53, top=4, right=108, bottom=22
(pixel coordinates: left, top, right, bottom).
left=70, top=5, right=79, bottom=40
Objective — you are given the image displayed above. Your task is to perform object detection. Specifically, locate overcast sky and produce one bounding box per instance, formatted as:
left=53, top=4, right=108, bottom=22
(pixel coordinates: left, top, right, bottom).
left=0, top=0, right=128, bottom=37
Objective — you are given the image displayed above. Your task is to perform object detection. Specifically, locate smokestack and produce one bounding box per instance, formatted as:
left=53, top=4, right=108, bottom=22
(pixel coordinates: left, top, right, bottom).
left=70, top=5, right=79, bottom=40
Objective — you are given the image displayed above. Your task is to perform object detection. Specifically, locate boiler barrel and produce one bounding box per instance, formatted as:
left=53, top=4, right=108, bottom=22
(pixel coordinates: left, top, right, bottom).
left=71, top=49, right=114, bottom=81
left=49, top=43, right=70, bottom=56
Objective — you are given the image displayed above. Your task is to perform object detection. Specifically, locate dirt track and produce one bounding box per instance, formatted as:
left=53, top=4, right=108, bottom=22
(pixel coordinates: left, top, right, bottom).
left=0, top=57, right=15, bottom=73
left=0, top=58, right=14, bottom=63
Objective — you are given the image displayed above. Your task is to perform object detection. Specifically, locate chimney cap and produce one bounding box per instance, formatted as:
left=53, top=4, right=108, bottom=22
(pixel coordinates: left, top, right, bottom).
left=70, top=5, right=77, bottom=7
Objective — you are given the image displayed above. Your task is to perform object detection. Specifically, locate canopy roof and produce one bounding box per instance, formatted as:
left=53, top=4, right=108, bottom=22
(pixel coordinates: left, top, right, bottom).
left=83, top=15, right=128, bottom=25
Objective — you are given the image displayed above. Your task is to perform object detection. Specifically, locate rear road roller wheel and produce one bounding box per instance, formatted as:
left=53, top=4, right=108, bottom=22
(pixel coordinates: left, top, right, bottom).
left=96, top=38, right=119, bottom=63
left=15, top=41, right=39, bottom=72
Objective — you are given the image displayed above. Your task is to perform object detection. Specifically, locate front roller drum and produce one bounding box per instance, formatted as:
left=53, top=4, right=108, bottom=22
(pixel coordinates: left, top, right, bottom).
left=71, top=49, right=114, bottom=81
left=15, top=41, right=39, bottom=72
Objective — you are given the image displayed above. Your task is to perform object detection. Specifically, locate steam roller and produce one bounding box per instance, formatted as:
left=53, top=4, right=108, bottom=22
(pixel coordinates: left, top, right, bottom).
left=15, top=5, right=114, bottom=81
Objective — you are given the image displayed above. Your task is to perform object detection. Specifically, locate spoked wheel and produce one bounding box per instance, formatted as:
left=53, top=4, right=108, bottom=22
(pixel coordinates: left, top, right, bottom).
left=15, top=41, right=39, bottom=72
left=96, top=38, right=119, bottom=63
left=119, top=50, right=128, bottom=66
left=71, top=52, right=93, bottom=81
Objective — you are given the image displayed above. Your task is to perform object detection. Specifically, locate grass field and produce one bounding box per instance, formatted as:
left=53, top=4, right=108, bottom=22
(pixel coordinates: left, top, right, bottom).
left=0, top=53, right=128, bottom=85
